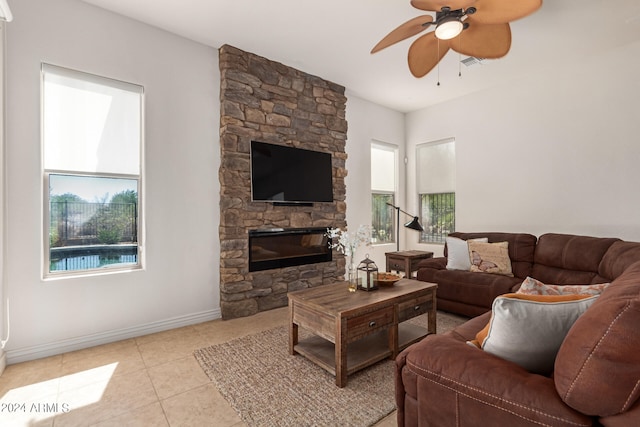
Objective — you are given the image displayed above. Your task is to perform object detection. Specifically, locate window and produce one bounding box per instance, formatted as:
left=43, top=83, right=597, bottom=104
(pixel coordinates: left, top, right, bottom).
left=42, top=64, right=143, bottom=276
left=417, top=138, right=456, bottom=243
left=371, top=143, right=397, bottom=244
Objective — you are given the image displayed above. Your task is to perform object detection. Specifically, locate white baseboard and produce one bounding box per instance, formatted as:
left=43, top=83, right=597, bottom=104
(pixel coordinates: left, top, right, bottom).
left=5, top=308, right=221, bottom=365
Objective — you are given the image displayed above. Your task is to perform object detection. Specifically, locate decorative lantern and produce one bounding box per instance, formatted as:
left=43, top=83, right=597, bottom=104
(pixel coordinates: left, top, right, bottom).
left=357, top=254, right=379, bottom=291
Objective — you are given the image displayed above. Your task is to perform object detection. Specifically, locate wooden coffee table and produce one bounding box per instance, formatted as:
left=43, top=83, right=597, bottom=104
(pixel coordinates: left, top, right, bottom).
left=288, top=278, right=437, bottom=387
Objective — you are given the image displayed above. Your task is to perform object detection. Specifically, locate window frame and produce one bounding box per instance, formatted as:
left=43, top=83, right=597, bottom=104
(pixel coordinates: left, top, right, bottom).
left=41, top=63, right=145, bottom=278
left=370, top=141, right=398, bottom=246
left=416, top=138, right=456, bottom=244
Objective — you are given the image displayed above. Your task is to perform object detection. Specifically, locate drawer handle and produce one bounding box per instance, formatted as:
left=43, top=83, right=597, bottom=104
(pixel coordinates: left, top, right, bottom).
left=369, top=321, right=376, bottom=327
left=414, top=305, right=421, bottom=311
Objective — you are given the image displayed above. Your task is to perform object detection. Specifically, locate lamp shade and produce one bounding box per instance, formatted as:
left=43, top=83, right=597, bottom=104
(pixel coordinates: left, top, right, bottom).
left=404, top=216, right=424, bottom=232
left=387, top=202, right=425, bottom=251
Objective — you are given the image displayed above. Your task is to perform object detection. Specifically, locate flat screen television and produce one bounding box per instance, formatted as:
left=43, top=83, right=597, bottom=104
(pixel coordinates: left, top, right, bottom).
left=250, top=140, right=334, bottom=204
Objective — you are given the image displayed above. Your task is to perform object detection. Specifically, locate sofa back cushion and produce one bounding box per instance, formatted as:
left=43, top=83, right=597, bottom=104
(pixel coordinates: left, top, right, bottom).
left=598, top=240, right=640, bottom=282
left=554, top=260, right=640, bottom=417
left=531, top=233, right=619, bottom=284
left=446, top=232, right=537, bottom=279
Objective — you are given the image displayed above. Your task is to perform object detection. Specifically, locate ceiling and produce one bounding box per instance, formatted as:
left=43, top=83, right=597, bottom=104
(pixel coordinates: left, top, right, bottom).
left=81, top=0, right=640, bottom=113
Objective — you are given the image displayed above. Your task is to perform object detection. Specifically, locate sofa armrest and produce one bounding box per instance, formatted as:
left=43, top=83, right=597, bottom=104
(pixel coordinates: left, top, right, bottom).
left=416, top=256, right=447, bottom=270
left=396, top=334, right=593, bottom=426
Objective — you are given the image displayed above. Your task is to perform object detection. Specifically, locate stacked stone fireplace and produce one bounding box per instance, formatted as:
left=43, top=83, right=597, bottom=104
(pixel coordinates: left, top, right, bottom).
left=219, top=45, right=348, bottom=319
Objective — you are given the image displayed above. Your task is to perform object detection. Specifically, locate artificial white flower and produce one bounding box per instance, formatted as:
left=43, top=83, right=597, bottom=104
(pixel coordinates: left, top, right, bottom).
left=326, top=225, right=372, bottom=258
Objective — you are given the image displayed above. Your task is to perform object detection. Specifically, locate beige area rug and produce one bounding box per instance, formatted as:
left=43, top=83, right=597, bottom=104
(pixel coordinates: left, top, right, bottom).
left=194, top=311, right=467, bottom=427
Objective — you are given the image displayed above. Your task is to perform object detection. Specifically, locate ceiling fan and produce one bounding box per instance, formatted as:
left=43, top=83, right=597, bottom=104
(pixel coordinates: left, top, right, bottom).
left=371, top=0, right=543, bottom=78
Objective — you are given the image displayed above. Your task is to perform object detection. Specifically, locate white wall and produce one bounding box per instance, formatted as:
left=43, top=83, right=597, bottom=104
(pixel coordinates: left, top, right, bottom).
left=0, top=19, right=7, bottom=373
left=4, top=0, right=220, bottom=363
left=344, top=93, right=406, bottom=269
left=405, top=40, right=640, bottom=251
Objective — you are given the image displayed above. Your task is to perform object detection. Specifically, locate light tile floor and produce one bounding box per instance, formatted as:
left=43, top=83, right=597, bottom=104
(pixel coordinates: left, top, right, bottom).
left=0, top=307, right=397, bottom=426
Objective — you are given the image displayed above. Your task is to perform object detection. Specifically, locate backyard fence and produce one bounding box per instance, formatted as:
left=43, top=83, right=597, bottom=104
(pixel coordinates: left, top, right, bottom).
left=50, top=201, right=137, bottom=247
left=371, top=193, right=395, bottom=244
left=420, top=192, right=455, bottom=243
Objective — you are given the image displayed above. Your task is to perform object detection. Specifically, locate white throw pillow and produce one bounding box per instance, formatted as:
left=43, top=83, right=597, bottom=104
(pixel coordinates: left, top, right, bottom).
left=446, top=237, right=488, bottom=270
left=474, top=293, right=599, bottom=375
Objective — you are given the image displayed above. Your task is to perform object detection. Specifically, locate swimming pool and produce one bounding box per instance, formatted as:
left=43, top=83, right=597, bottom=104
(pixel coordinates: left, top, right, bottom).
left=50, top=245, right=138, bottom=272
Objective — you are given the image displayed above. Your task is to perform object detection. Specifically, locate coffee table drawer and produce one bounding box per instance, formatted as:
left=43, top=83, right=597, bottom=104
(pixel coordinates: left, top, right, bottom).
left=346, top=306, right=394, bottom=341
left=398, top=294, right=434, bottom=322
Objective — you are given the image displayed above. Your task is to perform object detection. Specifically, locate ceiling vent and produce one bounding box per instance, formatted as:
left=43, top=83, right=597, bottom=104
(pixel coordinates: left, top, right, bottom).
left=461, top=57, right=485, bottom=67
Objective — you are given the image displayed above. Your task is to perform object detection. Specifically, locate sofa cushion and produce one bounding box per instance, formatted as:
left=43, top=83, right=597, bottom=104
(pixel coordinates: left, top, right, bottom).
left=598, top=240, right=640, bottom=282
left=417, top=267, right=522, bottom=311
left=516, top=276, right=610, bottom=296
left=446, top=232, right=537, bottom=279
left=468, top=241, right=514, bottom=276
left=470, top=293, right=598, bottom=375
left=446, top=236, right=488, bottom=270
left=555, top=260, right=640, bottom=417
left=532, top=233, right=620, bottom=284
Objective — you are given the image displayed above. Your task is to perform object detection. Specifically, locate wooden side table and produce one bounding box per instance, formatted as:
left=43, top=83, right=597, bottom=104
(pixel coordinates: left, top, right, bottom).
left=386, top=250, right=434, bottom=278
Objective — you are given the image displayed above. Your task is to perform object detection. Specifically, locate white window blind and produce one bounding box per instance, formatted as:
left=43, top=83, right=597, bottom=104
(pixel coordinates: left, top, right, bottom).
left=417, top=138, right=455, bottom=194
left=371, top=143, right=396, bottom=192
left=42, top=63, right=142, bottom=175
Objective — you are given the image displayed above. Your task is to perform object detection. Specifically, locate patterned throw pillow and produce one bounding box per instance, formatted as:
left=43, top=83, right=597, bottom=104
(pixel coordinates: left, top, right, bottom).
left=517, top=276, right=610, bottom=296
left=467, top=241, right=513, bottom=276
left=467, top=293, right=599, bottom=375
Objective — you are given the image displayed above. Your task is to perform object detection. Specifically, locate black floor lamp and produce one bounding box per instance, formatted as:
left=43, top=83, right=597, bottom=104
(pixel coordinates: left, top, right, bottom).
left=386, top=202, right=424, bottom=251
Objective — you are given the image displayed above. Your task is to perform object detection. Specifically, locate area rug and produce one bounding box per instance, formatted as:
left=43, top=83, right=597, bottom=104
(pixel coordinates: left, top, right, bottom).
left=193, top=311, right=467, bottom=427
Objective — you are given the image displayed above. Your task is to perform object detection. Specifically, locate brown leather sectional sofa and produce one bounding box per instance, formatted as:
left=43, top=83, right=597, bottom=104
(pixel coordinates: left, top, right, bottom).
left=416, top=232, right=625, bottom=317
left=397, top=232, right=640, bottom=426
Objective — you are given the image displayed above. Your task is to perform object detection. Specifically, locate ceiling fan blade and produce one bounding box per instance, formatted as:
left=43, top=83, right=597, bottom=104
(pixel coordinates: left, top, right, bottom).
left=471, top=0, right=542, bottom=24
left=449, top=18, right=511, bottom=58
left=371, top=15, right=434, bottom=53
left=411, top=0, right=477, bottom=12
left=408, top=32, right=450, bottom=78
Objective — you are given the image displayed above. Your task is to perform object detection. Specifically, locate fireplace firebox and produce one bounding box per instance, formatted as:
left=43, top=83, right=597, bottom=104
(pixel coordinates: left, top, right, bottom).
left=248, top=227, right=332, bottom=272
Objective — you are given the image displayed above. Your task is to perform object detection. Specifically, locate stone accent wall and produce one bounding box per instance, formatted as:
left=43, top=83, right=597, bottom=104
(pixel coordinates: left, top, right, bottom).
left=219, top=45, right=348, bottom=319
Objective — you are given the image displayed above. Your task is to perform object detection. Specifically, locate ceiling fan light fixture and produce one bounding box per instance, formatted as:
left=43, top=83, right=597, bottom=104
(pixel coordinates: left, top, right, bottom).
left=435, top=18, right=463, bottom=40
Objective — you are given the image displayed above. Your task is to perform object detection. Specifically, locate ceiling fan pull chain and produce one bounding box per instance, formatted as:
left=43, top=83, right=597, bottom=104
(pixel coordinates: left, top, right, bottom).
left=437, top=38, right=441, bottom=86
left=458, top=35, right=462, bottom=77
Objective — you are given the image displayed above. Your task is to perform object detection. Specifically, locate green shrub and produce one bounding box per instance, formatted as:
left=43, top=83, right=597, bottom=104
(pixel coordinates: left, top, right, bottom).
left=98, top=228, right=121, bottom=244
